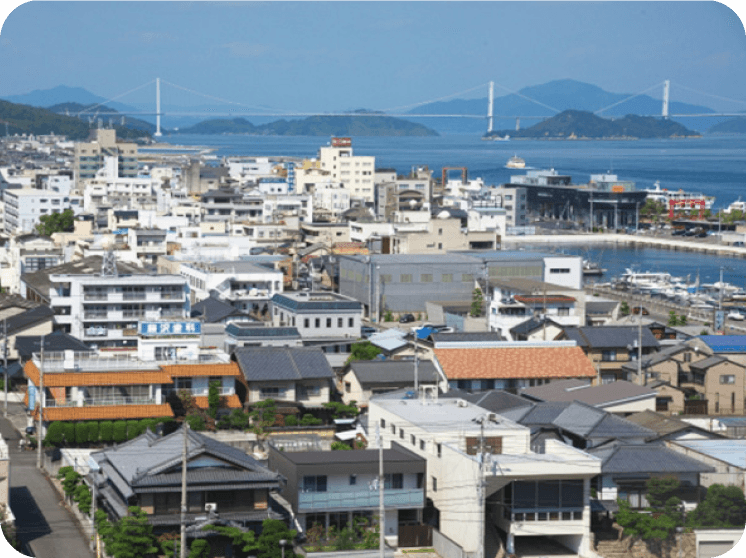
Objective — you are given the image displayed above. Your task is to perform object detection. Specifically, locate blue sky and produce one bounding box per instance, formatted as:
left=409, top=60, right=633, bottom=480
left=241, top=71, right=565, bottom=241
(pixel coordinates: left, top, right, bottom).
left=0, top=2, right=744, bottom=112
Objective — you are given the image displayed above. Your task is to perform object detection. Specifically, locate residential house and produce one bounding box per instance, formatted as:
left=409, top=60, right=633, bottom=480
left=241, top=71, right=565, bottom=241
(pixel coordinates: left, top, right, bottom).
left=368, top=393, right=602, bottom=558
left=339, top=360, right=440, bottom=407
left=666, top=439, right=746, bottom=491
left=233, top=347, right=334, bottom=408
left=90, top=427, right=282, bottom=549
left=24, top=351, right=243, bottom=425
left=588, top=442, right=715, bottom=512
left=0, top=294, right=54, bottom=361
left=559, top=326, right=660, bottom=384
left=1, top=234, right=64, bottom=294
left=224, top=322, right=303, bottom=354
left=625, top=410, right=725, bottom=443
left=433, top=341, right=598, bottom=393
left=520, top=379, right=657, bottom=416
left=488, top=278, right=586, bottom=340
left=267, top=442, right=426, bottom=546
left=190, top=296, right=251, bottom=325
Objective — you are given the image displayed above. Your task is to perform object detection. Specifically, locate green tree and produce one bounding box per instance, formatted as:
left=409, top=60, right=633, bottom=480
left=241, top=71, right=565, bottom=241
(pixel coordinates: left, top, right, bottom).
left=188, top=539, right=210, bottom=558
left=668, top=310, right=679, bottom=327
left=100, top=420, right=114, bottom=443
left=209, top=525, right=259, bottom=558
left=106, top=507, right=159, bottom=558
left=207, top=380, right=221, bottom=419
left=35, top=209, right=75, bottom=236
left=256, top=519, right=299, bottom=558
left=323, top=401, right=359, bottom=419
left=186, top=413, right=206, bottom=431
left=126, top=420, right=141, bottom=440
left=679, top=315, right=688, bottom=326
left=331, top=441, right=352, bottom=451
left=75, top=422, right=89, bottom=445
left=73, top=483, right=92, bottom=515
left=346, top=341, right=382, bottom=364
left=688, top=484, right=746, bottom=528
left=250, top=399, right=278, bottom=429
left=620, top=301, right=630, bottom=316
left=112, top=421, right=127, bottom=443
left=300, top=414, right=323, bottom=426
left=470, top=288, right=484, bottom=318
left=284, top=415, right=298, bottom=427
left=57, top=466, right=81, bottom=497
left=616, top=476, right=684, bottom=541
left=45, top=421, right=65, bottom=445
left=63, top=422, right=76, bottom=445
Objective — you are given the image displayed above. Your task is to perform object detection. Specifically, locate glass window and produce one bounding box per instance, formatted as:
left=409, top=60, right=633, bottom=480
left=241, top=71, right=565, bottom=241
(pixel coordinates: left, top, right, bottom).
left=384, top=474, right=403, bottom=490
left=326, top=318, right=332, bottom=328
left=442, top=274, right=452, bottom=283
left=421, top=274, right=432, bottom=283
left=303, top=476, right=327, bottom=492
left=338, top=318, right=343, bottom=328
left=304, top=318, right=310, bottom=328
left=720, top=375, right=736, bottom=384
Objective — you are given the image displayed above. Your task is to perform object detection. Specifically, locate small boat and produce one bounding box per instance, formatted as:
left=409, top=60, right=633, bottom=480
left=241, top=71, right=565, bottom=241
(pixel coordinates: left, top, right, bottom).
left=505, top=155, right=526, bottom=169
left=582, top=260, right=606, bottom=276
left=493, top=135, right=510, bottom=141
left=724, top=197, right=746, bottom=215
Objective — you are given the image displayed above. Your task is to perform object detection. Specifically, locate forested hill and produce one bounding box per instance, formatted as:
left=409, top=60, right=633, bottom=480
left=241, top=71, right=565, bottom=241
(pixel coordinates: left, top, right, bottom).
left=486, top=110, right=700, bottom=139
left=0, top=99, right=150, bottom=140
left=179, top=114, right=439, bottom=136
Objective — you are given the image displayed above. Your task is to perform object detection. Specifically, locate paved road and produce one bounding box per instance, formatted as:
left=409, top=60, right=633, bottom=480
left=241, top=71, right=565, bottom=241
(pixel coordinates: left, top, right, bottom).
left=1, top=402, right=94, bottom=558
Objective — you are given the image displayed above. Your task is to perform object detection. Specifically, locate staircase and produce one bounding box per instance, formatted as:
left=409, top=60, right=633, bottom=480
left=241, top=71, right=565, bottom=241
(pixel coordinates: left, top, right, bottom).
left=594, top=529, right=632, bottom=558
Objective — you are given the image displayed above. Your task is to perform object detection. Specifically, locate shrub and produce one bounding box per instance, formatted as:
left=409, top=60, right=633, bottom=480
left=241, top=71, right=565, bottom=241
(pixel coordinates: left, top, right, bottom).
left=100, top=421, right=114, bottom=443
left=63, top=422, right=76, bottom=445
left=45, top=421, right=65, bottom=446
left=284, top=415, right=298, bottom=427
left=188, top=539, right=210, bottom=558
left=229, top=409, right=249, bottom=430
left=141, top=419, right=157, bottom=434
left=207, top=380, right=221, bottom=419
left=186, top=413, right=205, bottom=431
left=126, top=420, right=141, bottom=440
left=88, top=422, right=100, bottom=444
left=331, top=441, right=352, bottom=451
left=73, top=483, right=92, bottom=515
left=112, top=421, right=127, bottom=443
left=75, top=422, right=88, bottom=445
left=300, top=414, right=323, bottom=426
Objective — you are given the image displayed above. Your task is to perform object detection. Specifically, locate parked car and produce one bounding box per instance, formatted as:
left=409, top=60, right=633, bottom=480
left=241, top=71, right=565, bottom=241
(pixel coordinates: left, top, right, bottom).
left=727, top=311, right=745, bottom=321
left=399, top=313, right=416, bottom=323
left=360, top=326, right=378, bottom=338
left=632, top=307, right=650, bottom=315
left=672, top=229, right=686, bottom=236
left=733, top=241, right=745, bottom=247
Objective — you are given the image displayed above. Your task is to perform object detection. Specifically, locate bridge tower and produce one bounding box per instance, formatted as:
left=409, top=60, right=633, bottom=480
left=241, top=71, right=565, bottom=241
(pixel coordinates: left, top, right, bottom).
left=662, top=80, right=670, bottom=119
left=487, top=81, right=494, bottom=134
left=515, top=117, right=520, bottom=131
left=155, top=77, right=162, bottom=137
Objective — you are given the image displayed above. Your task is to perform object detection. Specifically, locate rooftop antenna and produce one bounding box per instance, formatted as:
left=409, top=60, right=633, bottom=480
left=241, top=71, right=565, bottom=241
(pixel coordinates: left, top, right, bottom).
left=101, top=238, right=119, bottom=277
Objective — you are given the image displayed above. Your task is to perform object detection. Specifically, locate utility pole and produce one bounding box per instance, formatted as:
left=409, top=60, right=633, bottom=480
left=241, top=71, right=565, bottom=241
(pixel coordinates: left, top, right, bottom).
left=180, top=423, right=189, bottom=558
left=638, top=302, right=644, bottom=386
left=414, top=327, right=419, bottom=393
left=477, top=419, right=487, bottom=558
left=37, top=335, right=45, bottom=469
left=376, top=265, right=382, bottom=324
left=3, top=319, right=7, bottom=417
left=377, top=425, right=385, bottom=558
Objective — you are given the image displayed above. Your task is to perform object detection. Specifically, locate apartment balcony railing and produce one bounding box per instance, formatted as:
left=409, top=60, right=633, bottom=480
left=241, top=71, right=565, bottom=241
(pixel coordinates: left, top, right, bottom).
left=47, top=397, right=158, bottom=408
left=163, top=387, right=235, bottom=398
left=298, top=489, right=423, bottom=511
left=34, top=351, right=227, bottom=373
left=501, top=506, right=584, bottom=523
left=84, top=294, right=108, bottom=301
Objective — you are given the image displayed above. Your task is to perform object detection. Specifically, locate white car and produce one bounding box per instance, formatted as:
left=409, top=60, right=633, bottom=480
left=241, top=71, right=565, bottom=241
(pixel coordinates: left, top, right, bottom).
left=727, top=311, right=744, bottom=321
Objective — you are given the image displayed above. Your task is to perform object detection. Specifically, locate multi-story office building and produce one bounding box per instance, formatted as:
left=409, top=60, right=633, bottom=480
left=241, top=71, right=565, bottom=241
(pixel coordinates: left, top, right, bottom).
left=317, top=138, right=375, bottom=204
left=73, top=129, right=138, bottom=185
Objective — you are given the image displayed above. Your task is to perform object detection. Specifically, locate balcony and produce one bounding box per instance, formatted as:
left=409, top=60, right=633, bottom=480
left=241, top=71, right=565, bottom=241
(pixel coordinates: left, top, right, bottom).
left=47, top=397, right=158, bottom=407
left=163, top=387, right=235, bottom=398
left=298, top=489, right=423, bottom=511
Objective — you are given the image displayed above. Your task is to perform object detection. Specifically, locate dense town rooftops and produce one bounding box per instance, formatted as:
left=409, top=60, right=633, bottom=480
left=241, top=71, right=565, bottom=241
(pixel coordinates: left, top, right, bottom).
left=521, top=379, right=656, bottom=407
left=271, top=291, right=362, bottom=312
left=233, top=346, right=334, bottom=382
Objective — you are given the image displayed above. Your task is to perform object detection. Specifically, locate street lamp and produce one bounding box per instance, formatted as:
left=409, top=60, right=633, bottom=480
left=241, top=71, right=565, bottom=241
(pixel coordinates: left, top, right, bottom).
left=279, top=539, right=289, bottom=558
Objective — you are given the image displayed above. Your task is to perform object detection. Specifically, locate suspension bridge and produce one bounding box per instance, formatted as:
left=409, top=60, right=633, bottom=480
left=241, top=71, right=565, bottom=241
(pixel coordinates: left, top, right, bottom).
left=69, top=78, right=746, bottom=137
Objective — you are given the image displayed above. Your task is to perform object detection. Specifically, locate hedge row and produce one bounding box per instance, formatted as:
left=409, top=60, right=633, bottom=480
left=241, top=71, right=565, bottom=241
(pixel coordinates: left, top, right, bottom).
left=44, top=417, right=175, bottom=446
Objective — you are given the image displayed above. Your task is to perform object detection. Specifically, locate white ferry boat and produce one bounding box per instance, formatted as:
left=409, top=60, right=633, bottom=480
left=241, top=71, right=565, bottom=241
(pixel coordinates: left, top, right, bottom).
left=505, top=155, right=526, bottom=169
left=642, top=181, right=715, bottom=210
left=724, top=197, right=746, bottom=215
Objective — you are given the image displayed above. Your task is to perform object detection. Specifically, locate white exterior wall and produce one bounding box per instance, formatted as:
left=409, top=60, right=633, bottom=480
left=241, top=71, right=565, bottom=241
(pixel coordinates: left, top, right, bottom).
left=602, top=396, right=656, bottom=414
left=318, top=146, right=375, bottom=203
left=543, top=256, right=583, bottom=289
left=3, top=189, right=83, bottom=234
left=273, top=308, right=360, bottom=339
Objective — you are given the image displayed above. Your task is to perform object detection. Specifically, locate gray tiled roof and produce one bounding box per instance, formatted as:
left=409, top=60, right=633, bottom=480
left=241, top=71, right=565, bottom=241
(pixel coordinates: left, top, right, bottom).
left=689, top=355, right=730, bottom=370
left=621, top=343, right=689, bottom=371
left=348, top=360, right=439, bottom=385
left=15, top=331, right=90, bottom=360
left=521, top=380, right=656, bottom=407
left=271, top=292, right=362, bottom=312
left=589, top=443, right=715, bottom=474
left=234, top=346, right=335, bottom=381
left=225, top=323, right=300, bottom=339
left=563, top=326, right=660, bottom=350
left=432, top=332, right=504, bottom=343
left=191, top=297, right=250, bottom=323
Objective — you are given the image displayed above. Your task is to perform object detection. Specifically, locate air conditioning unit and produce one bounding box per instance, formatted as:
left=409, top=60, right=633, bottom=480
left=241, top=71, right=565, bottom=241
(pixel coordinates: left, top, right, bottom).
left=205, top=503, right=217, bottom=513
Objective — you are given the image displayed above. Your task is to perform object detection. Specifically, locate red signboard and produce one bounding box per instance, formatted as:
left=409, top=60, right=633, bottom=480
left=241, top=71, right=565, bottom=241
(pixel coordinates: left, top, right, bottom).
left=331, top=137, right=352, bottom=147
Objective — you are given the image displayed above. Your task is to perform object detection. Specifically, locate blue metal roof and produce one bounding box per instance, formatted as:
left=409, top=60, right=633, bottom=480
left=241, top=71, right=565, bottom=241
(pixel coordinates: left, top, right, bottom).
left=675, top=440, right=746, bottom=468
left=415, top=327, right=434, bottom=340
left=698, top=335, right=746, bottom=353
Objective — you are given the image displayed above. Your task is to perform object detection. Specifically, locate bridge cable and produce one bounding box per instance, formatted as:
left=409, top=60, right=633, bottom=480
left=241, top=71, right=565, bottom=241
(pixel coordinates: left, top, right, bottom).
left=377, top=83, right=489, bottom=113
left=491, top=82, right=561, bottom=114
left=160, top=79, right=298, bottom=115
left=593, top=82, right=664, bottom=115
left=75, top=80, right=156, bottom=116
left=669, top=81, right=746, bottom=107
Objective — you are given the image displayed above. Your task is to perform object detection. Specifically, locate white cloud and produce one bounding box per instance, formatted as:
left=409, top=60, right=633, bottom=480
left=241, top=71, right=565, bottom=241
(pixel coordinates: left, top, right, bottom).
left=221, top=42, right=270, bottom=59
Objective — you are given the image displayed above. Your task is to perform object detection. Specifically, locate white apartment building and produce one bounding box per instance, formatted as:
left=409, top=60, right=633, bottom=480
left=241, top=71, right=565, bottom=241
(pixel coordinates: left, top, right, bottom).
left=369, top=394, right=601, bottom=558
left=82, top=156, right=161, bottom=211
left=3, top=188, right=83, bottom=234
left=312, top=181, right=351, bottom=219
left=317, top=138, right=375, bottom=203
left=179, top=260, right=283, bottom=312
left=46, top=270, right=190, bottom=349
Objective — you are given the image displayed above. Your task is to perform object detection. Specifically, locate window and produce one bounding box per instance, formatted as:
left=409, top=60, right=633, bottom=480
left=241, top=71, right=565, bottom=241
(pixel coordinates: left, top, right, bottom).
left=557, top=307, right=570, bottom=316
left=438, top=228, right=443, bottom=236
left=380, top=418, right=386, bottom=428
left=684, top=352, right=692, bottom=363
left=345, top=382, right=351, bottom=393
left=391, top=424, right=396, bottom=434
left=400, top=274, right=412, bottom=283
left=462, top=274, right=474, bottom=282
left=327, top=318, right=332, bottom=328
left=438, top=243, right=443, bottom=250
left=411, top=434, right=416, bottom=446
left=338, top=318, right=343, bottom=328
left=417, top=473, right=424, bottom=488
left=601, top=350, right=617, bottom=362
left=384, top=474, right=403, bottom=489
left=315, top=318, right=320, bottom=328
left=442, top=274, right=452, bottom=283
left=421, top=274, right=432, bottom=283
left=349, top=475, right=357, bottom=486
left=420, top=440, right=426, bottom=451
left=432, top=476, right=438, bottom=491
left=348, top=317, right=354, bottom=327
left=437, top=443, right=442, bottom=457
left=303, top=476, right=327, bottom=492
left=304, top=318, right=310, bottom=328
left=549, top=268, right=571, bottom=274
left=399, top=428, right=404, bottom=439
left=720, top=375, right=736, bottom=384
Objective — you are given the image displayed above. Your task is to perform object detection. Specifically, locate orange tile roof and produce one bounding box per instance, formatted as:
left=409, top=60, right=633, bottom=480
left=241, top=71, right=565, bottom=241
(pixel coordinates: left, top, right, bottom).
left=433, top=346, right=597, bottom=380
left=162, top=362, right=242, bottom=378
left=192, top=394, right=242, bottom=409
left=35, top=403, right=174, bottom=422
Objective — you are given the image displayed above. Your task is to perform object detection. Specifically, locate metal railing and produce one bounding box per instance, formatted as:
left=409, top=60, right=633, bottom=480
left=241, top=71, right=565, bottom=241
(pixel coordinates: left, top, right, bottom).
left=47, top=397, right=157, bottom=407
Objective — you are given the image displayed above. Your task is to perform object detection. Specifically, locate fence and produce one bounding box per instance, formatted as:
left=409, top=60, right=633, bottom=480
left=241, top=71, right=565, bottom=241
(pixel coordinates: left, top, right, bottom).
left=433, top=528, right=476, bottom=558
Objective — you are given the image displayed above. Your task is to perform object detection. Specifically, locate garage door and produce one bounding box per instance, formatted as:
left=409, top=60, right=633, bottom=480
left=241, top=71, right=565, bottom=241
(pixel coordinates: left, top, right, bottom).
left=699, top=541, right=735, bottom=558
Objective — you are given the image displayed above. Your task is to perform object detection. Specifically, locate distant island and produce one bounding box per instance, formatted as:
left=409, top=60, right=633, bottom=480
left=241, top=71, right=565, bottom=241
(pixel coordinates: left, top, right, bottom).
left=484, top=110, right=700, bottom=140
left=0, top=99, right=150, bottom=140
left=47, top=102, right=156, bottom=134
left=178, top=114, right=439, bottom=137
left=708, top=116, right=746, bottom=135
